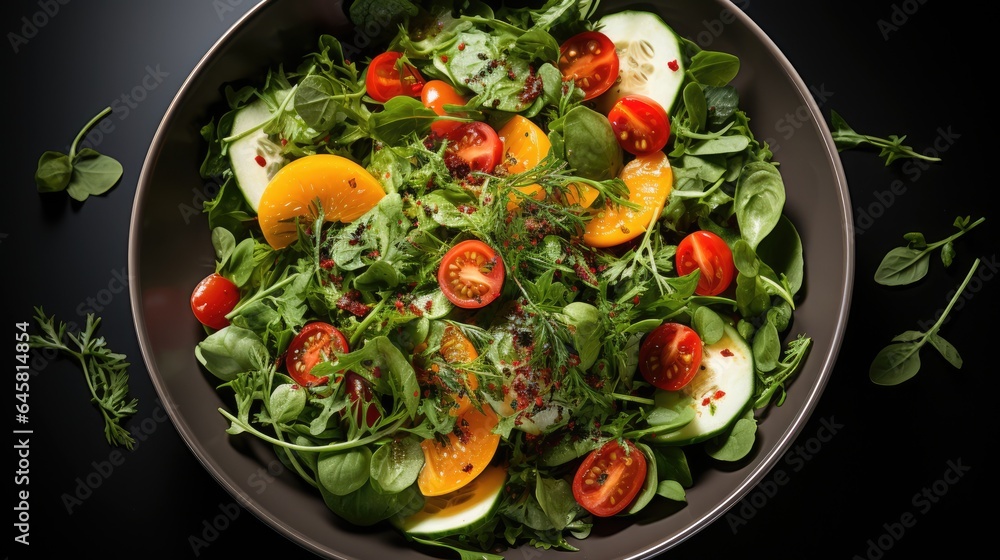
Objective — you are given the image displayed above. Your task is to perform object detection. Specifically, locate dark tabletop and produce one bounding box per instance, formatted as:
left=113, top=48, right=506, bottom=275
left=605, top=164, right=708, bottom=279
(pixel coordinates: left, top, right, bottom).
left=5, top=0, right=994, bottom=558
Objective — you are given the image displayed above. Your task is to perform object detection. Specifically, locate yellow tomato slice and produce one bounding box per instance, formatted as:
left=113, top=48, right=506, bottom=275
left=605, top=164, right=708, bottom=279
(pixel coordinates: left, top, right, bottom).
left=417, top=403, right=501, bottom=497
left=417, top=325, right=499, bottom=497
left=497, top=115, right=550, bottom=210
left=256, top=154, right=385, bottom=249
left=439, top=325, right=479, bottom=416
left=582, top=151, right=673, bottom=248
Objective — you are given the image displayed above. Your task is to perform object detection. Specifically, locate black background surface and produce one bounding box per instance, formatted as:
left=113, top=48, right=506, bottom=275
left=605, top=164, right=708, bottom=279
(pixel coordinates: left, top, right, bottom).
left=4, top=1, right=994, bottom=558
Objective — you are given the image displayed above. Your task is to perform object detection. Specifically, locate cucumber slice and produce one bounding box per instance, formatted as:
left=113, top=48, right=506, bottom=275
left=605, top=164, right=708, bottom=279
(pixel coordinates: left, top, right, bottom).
left=227, top=97, right=288, bottom=213
left=647, top=323, right=754, bottom=446
left=595, top=10, right=686, bottom=115
left=394, top=465, right=506, bottom=539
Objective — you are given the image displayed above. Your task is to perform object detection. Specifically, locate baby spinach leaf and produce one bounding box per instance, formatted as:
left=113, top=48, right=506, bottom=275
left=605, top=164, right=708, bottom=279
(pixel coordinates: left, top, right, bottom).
left=704, top=412, right=756, bottom=462
left=195, top=326, right=269, bottom=381
left=735, top=161, right=785, bottom=250
left=34, top=107, right=124, bottom=202
left=269, top=383, right=307, bottom=424
left=870, top=259, right=978, bottom=385
left=64, top=148, right=124, bottom=201
left=318, top=447, right=372, bottom=496
left=874, top=216, right=984, bottom=286
left=688, top=50, right=740, bottom=87
left=370, top=437, right=423, bottom=494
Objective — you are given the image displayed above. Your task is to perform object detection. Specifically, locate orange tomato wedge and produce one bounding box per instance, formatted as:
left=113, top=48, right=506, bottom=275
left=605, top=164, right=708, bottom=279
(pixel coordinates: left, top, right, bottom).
left=582, top=151, right=673, bottom=248
left=256, top=154, right=386, bottom=249
left=497, top=115, right=550, bottom=211
left=417, top=325, right=500, bottom=497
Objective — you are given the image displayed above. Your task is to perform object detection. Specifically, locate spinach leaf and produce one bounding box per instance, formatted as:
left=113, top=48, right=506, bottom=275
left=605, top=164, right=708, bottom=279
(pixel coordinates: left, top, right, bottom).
left=688, top=50, right=740, bottom=86
left=370, top=96, right=436, bottom=145
left=873, top=216, right=984, bottom=286
left=318, top=447, right=372, bottom=496
left=369, top=436, right=423, bottom=494
left=549, top=105, right=623, bottom=181
left=34, top=107, right=124, bottom=202
left=735, top=161, right=785, bottom=250
left=870, top=259, right=978, bottom=385
left=194, top=326, right=269, bottom=381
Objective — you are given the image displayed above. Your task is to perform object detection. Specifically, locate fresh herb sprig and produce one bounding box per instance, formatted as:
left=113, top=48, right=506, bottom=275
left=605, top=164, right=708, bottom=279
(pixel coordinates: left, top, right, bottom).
left=830, top=109, right=941, bottom=166
left=34, top=107, right=124, bottom=201
left=30, top=307, right=138, bottom=448
left=870, top=258, right=979, bottom=385
left=874, top=216, right=984, bottom=286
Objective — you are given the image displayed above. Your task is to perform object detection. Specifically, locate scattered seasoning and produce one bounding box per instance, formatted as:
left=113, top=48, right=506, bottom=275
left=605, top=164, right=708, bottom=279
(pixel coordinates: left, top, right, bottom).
left=668, top=59, right=679, bottom=71
left=721, top=348, right=734, bottom=357
left=254, top=155, right=266, bottom=167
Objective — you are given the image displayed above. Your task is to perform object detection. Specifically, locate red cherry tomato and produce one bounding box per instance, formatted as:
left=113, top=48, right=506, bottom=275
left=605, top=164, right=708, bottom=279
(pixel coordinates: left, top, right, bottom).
left=442, top=121, right=503, bottom=178
left=437, top=239, right=505, bottom=309
left=572, top=439, right=647, bottom=517
left=558, top=31, right=619, bottom=100
left=190, top=273, right=240, bottom=330
left=676, top=230, right=735, bottom=296
left=638, top=323, right=703, bottom=391
left=421, top=79, right=468, bottom=137
left=608, top=95, right=671, bottom=156
left=285, top=322, right=349, bottom=387
left=343, top=371, right=381, bottom=428
left=365, top=51, right=425, bottom=103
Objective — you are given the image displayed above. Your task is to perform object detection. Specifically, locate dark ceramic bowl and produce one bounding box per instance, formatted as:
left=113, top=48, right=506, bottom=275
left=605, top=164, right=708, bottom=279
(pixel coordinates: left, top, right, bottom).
left=129, top=1, right=853, bottom=558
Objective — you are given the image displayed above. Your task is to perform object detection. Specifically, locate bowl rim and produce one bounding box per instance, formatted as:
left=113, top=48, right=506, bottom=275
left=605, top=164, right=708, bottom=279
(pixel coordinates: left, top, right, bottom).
left=128, top=1, right=855, bottom=558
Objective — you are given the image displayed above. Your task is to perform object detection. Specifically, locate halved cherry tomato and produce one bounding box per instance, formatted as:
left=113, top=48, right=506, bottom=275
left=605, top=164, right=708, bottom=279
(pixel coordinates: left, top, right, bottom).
left=191, top=273, right=240, bottom=330
left=421, top=79, right=468, bottom=137
left=638, top=323, right=703, bottom=391
left=608, top=95, right=671, bottom=156
left=676, top=230, right=735, bottom=296
left=285, top=322, right=349, bottom=387
left=442, top=121, right=503, bottom=178
left=344, top=371, right=381, bottom=428
left=438, top=239, right=504, bottom=309
left=365, top=51, right=425, bottom=103
left=558, top=31, right=619, bottom=100
left=572, top=439, right=647, bottom=517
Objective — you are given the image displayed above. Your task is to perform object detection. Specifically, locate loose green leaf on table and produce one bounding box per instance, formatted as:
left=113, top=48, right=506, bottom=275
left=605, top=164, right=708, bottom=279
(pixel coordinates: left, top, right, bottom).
left=29, top=307, right=138, bottom=449
left=874, top=216, right=984, bottom=286
left=34, top=107, right=124, bottom=201
left=870, top=258, right=979, bottom=385
left=829, top=109, right=942, bottom=166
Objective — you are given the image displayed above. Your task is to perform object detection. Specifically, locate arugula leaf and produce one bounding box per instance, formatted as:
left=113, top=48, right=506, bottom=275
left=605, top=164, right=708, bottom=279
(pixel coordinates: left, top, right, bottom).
left=30, top=308, right=138, bottom=449
left=870, top=259, right=979, bottom=385
left=34, top=107, right=124, bottom=201
left=829, top=109, right=942, bottom=166
left=874, top=216, right=984, bottom=286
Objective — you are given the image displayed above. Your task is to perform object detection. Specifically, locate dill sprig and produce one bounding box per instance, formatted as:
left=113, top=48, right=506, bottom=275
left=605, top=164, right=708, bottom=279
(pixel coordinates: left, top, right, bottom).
left=31, top=307, right=138, bottom=449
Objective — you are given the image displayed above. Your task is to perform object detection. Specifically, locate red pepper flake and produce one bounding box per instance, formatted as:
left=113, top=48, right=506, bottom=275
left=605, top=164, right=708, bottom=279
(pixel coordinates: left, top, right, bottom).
left=319, top=258, right=335, bottom=270
left=461, top=463, right=474, bottom=473
left=721, top=348, right=734, bottom=357
left=668, top=59, right=679, bottom=71
left=702, top=397, right=712, bottom=406
left=440, top=54, right=449, bottom=62
left=280, top=138, right=288, bottom=146
left=254, top=155, right=266, bottom=167
left=457, top=42, right=466, bottom=51
left=713, top=390, right=726, bottom=400
left=348, top=178, right=358, bottom=189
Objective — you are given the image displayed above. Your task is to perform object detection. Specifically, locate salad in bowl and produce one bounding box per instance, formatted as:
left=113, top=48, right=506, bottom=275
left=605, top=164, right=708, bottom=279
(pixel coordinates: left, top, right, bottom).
left=186, top=0, right=812, bottom=557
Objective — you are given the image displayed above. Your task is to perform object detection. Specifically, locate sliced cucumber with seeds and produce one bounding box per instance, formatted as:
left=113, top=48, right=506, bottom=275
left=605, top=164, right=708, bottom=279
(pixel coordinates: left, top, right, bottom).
left=227, top=96, right=289, bottom=213
left=595, top=10, right=687, bottom=115
left=394, top=465, right=506, bottom=539
left=646, top=323, right=755, bottom=446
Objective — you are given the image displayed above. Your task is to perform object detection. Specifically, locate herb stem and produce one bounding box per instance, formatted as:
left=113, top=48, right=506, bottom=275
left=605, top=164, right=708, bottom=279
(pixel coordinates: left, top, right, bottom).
left=611, top=392, right=655, bottom=406
left=350, top=299, right=387, bottom=348
left=69, top=107, right=112, bottom=158
left=219, top=408, right=405, bottom=452
left=922, top=258, right=980, bottom=339
left=928, top=217, right=985, bottom=250
left=226, top=273, right=298, bottom=320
